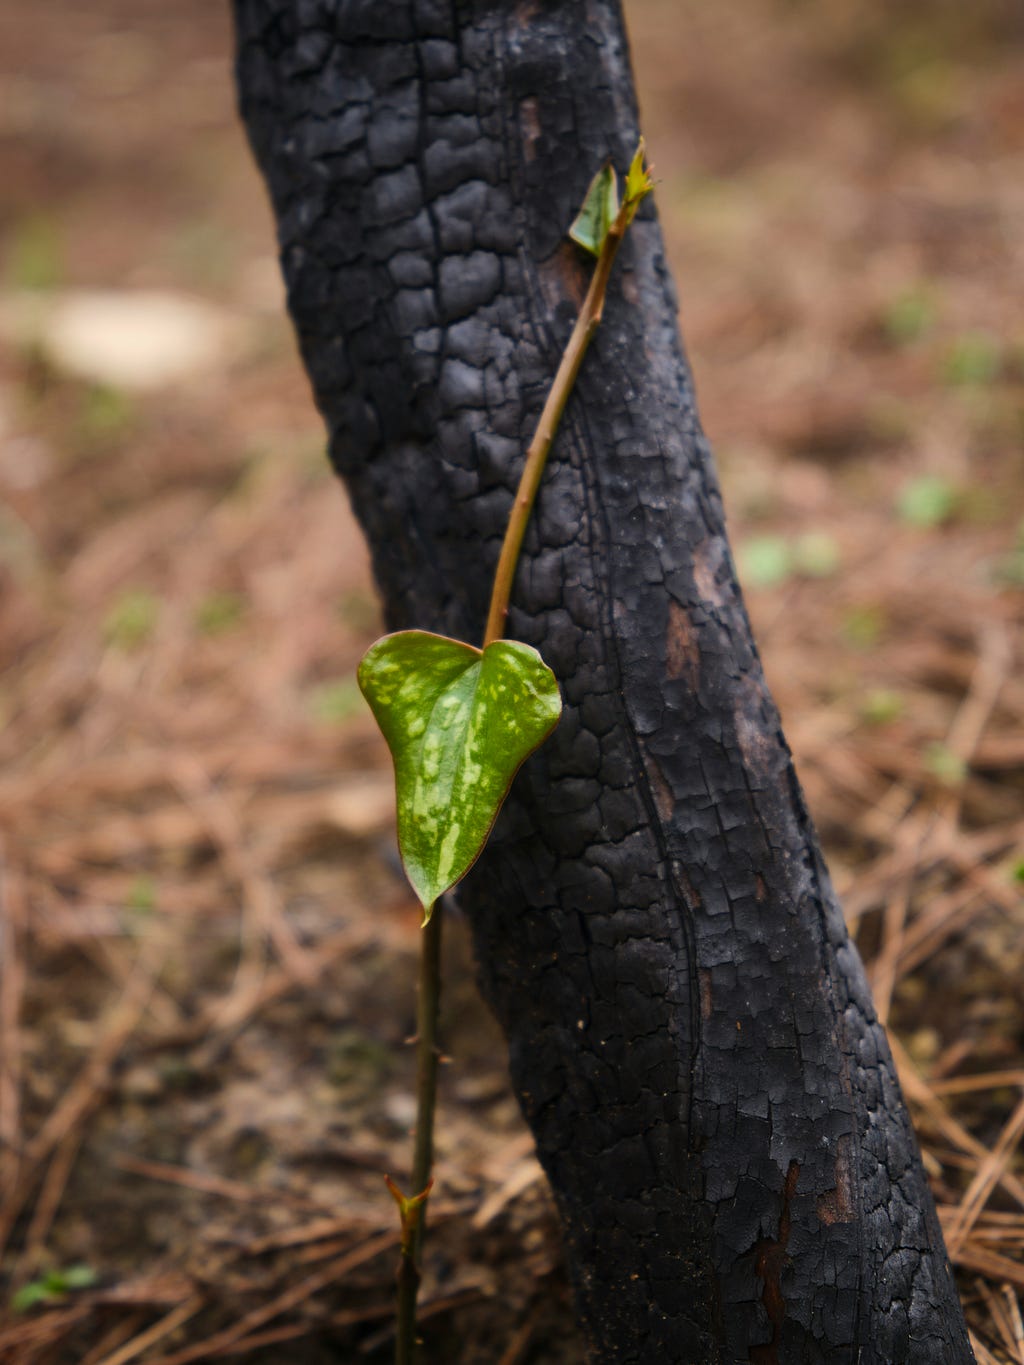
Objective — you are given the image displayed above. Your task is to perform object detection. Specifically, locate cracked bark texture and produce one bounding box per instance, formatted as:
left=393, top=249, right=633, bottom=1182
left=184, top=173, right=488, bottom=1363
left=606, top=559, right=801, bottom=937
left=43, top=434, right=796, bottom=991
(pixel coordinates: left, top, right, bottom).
left=234, top=3, right=974, bottom=1362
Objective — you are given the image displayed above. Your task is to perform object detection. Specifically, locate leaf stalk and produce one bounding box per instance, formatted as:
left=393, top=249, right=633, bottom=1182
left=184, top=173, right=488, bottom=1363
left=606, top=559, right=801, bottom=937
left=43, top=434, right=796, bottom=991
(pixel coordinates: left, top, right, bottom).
left=393, top=904, right=443, bottom=1365
left=483, top=181, right=647, bottom=647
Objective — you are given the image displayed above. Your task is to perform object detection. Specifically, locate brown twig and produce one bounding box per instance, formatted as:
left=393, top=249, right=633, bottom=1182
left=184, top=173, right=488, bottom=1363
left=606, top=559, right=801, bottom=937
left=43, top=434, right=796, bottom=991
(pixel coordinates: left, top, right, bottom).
left=933, top=1072, right=1024, bottom=1098
left=168, top=753, right=321, bottom=1006
left=112, top=1152, right=329, bottom=1212
left=497, top=1303, right=543, bottom=1365
left=969, top=1329, right=1004, bottom=1365
left=91, top=1296, right=206, bottom=1365
left=0, top=936, right=165, bottom=1261
left=20, top=1127, right=85, bottom=1277
left=945, top=1093, right=1024, bottom=1259
left=78, top=1315, right=148, bottom=1365
left=891, top=1037, right=1024, bottom=1212
left=140, top=1230, right=398, bottom=1365
left=0, top=844, right=27, bottom=1206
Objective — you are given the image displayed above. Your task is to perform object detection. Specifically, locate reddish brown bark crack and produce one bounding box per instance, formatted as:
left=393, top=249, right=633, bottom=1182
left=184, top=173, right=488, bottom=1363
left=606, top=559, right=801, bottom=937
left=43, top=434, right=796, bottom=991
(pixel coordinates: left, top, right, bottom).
left=816, top=1134, right=855, bottom=1227
left=666, top=597, right=700, bottom=686
left=749, top=1160, right=801, bottom=1365
left=699, top=969, right=713, bottom=1021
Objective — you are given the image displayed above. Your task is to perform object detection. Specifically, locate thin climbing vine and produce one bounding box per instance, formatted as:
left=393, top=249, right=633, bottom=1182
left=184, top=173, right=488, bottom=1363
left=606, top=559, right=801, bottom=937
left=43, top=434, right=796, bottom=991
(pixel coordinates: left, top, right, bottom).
left=357, top=140, right=654, bottom=1365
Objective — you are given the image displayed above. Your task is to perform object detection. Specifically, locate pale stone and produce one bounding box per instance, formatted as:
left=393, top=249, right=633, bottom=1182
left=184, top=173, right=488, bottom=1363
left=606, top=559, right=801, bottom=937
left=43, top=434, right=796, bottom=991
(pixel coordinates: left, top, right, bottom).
left=0, top=289, right=240, bottom=390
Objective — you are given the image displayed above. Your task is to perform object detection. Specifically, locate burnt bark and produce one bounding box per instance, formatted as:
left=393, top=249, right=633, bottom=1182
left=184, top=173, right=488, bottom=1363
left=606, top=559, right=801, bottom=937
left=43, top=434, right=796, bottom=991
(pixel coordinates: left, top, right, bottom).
left=233, top=3, right=974, bottom=1362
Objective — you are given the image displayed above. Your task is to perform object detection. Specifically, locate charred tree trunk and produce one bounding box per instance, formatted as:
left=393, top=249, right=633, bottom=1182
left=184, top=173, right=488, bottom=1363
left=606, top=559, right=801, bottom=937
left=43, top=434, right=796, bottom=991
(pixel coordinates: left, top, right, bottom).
left=234, top=4, right=973, bottom=1361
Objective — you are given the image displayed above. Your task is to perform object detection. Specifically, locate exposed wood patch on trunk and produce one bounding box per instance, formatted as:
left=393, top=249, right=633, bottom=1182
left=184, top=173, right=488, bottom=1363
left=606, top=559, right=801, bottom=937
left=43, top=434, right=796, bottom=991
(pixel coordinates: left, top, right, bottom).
left=647, top=756, right=675, bottom=821
left=735, top=684, right=776, bottom=781
left=539, top=241, right=588, bottom=310
left=749, top=1159, right=800, bottom=1365
left=692, top=537, right=727, bottom=608
left=519, top=96, right=541, bottom=162
left=666, top=597, right=699, bottom=687
left=672, top=860, right=702, bottom=911
left=816, top=1134, right=855, bottom=1226
left=699, top=969, right=712, bottom=1020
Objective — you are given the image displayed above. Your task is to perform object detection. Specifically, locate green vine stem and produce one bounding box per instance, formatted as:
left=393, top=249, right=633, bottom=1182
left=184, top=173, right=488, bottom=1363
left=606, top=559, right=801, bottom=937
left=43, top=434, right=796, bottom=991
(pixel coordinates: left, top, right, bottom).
left=392, top=903, right=443, bottom=1365
left=483, top=176, right=646, bottom=648
left=412, top=906, right=442, bottom=1257
left=390, top=145, right=652, bottom=1365
left=411, top=906, right=443, bottom=1213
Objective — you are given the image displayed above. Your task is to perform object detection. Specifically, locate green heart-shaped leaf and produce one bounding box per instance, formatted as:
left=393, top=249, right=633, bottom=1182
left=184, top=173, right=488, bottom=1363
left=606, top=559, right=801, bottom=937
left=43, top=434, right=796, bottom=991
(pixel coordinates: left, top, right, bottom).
left=569, top=162, right=619, bottom=257
left=358, top=631, right=562, bottom=921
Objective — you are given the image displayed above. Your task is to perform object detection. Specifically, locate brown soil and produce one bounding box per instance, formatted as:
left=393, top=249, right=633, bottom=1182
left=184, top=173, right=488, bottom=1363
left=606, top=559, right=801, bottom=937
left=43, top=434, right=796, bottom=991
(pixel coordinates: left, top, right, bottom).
left=0, top=1, right=1021, bottom=1361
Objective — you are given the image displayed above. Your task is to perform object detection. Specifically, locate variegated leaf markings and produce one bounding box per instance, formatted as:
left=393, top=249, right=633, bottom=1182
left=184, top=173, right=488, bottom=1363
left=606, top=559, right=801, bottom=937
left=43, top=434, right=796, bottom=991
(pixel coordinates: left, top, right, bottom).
left=358, top=631, right=562, bottom=920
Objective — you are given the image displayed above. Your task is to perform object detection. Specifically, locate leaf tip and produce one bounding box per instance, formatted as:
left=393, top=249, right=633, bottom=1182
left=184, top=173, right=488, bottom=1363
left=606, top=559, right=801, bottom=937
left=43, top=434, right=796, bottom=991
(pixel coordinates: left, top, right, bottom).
left=624, top=136, right=655, bottom=224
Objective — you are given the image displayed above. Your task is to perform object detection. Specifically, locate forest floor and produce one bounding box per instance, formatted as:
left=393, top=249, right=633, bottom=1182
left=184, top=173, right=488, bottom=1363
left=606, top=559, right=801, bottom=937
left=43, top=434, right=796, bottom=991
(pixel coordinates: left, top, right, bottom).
left=0, top=1, right=1022, bottom=1361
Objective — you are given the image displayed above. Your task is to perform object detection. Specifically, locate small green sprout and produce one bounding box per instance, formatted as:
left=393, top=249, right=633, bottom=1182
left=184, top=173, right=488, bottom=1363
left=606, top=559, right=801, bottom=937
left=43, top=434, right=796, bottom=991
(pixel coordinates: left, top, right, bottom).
left=6, top=215, right=64, bottom=291
left=896, top=475, right=958, bottom=528
left=924, top=742, right=966, bottom=787
left=792, top=531, right=841, bottom=579
left=103, top=589, right=160, bottom=650
left=942, top=332, right=1002, bottom=387
left=195, top=591, right=246, bottom=637
left=12, top=1265, right=97, bottom=1314
left=883, top=285, right=937, bottom=346
left=860, top=689, right=904, bottom=726
left=309, top=678, right=365, bottom=725
left=841, top=604, right=886, bottom=650
left=125, top=875, right=157, bottom=915
left=738, top=535, right=792, bottom=590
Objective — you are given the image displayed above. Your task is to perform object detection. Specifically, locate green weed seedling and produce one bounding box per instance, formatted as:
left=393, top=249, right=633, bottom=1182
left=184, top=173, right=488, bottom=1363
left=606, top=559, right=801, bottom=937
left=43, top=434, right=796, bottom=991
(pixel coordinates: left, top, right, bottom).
left=6, top=214, right=64, bottom=292
left=896, top=474, right=959, bottom=529
left=309, top=677, right=365, bottom=726
left=12, top=1264, right=97, bottom=1314
left=103, top=588, right=160, bottom=651
left=194, top=590, right=246, bottom=637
